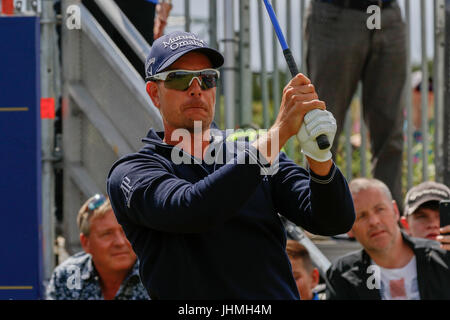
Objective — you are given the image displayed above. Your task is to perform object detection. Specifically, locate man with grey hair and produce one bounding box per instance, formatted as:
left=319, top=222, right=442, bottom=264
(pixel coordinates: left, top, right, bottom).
left=46, top=194, right=149, bottom=300
left=326, top=178, right=450, bottom=300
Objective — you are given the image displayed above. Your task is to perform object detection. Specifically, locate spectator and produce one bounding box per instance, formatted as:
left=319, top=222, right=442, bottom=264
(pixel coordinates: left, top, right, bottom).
left=305, top=0, right=406, bottom=213
left=286, top=240, right=321, bottom=300
left=153, top=0, right=173, bottom=40
left=411, top=71, right=434, bottom=132
left=400, top=181, right=450, bottom=250
left=107, top=31, right=355, bottom=299
left=46, top=194, right=149, bottom=300
left=326, top=178, right=450, bottom=300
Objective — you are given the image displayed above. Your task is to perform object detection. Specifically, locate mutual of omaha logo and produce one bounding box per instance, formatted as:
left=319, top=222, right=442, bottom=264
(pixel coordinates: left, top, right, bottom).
left=163, top=34, right=205, bottom=51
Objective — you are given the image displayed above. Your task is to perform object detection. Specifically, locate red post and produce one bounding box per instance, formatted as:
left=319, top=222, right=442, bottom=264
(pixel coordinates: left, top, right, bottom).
left=41, top=98, right=56, bottom=119
left=1, top=0, right=14, bottom=15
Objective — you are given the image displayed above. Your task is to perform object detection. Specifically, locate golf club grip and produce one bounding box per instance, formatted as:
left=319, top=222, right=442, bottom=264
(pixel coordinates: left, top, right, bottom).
left=283, top=49, right=299, bottom=77
left=283, top=49, right=330, bottom=150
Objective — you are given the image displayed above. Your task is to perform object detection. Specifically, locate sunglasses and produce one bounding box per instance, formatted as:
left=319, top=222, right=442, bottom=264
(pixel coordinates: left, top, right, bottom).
left=87, top=194, right=107, bottom=213
left=146, top=68, right=220, bottom=91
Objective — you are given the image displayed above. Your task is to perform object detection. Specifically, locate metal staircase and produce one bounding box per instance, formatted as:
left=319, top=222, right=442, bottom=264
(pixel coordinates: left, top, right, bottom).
left=61, top=0, right=162, bottom=253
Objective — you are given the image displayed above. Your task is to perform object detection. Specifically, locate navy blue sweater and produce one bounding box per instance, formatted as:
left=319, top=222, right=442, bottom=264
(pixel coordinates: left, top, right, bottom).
left=107, top=129, right=355, bottom=299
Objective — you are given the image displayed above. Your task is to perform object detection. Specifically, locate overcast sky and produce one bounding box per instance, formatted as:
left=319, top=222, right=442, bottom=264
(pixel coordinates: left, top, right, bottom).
left=166, top=0, right=436, bottom=70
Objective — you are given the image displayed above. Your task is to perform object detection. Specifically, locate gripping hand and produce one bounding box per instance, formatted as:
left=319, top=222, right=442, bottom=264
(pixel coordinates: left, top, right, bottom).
left=297, top=109, right=337, bottom=162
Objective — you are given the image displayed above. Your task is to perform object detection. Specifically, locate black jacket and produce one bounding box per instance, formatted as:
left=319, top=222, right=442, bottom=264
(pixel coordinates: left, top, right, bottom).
left=326, top=232, right=450, bottom=300
left=107, top=128, right=356, bottom=299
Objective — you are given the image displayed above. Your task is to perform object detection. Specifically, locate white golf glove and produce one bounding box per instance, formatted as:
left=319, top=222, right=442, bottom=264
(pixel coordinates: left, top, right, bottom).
left=296, top=109, right=337, bottom=162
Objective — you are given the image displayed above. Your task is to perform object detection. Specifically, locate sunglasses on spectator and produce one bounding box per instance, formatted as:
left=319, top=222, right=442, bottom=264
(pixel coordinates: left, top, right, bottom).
left=87, top=194, right=107, bottom=213
left=146, top=68, right=220, bottom=91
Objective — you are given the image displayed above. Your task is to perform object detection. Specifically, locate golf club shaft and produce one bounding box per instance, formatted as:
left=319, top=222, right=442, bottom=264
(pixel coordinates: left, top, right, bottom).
left=262, top=0, right=330, bottom=150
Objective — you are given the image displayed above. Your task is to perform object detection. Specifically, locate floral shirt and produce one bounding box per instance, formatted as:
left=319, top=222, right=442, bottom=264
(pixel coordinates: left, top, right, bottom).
left=46, top=251, right=149, bottom=300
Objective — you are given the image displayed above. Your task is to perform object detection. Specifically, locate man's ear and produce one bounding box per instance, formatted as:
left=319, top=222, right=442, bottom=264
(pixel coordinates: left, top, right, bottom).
left=311, top=268, right=320, bottom=289
left=392, top=200, right=401, bottom=221
left=80, top=233, right=90, bottom=254
left=400, top=216, right=411, bottom=233
left=146, top=82, right=160, bottom=109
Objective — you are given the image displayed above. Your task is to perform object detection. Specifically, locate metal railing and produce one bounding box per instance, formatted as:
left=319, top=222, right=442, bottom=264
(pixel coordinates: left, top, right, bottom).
left=93, top=0, right=151, bottom=63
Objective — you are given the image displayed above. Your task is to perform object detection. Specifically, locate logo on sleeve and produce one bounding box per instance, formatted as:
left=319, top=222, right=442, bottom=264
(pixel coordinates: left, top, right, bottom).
left=121, top=176, right=132, bottom=208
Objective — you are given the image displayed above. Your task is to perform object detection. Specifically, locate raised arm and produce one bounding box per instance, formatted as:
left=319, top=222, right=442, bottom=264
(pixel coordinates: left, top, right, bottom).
left=107, top=149, right=266, bottom=233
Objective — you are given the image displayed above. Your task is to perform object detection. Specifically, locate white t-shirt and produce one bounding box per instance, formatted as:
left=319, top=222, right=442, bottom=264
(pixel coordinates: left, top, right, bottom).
left=373, top=256, right=421, bottom=300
